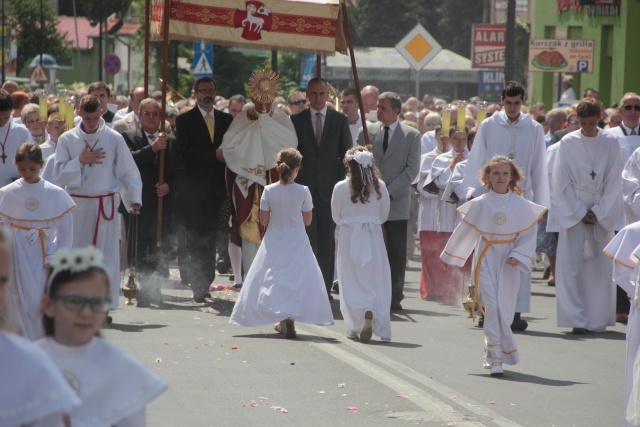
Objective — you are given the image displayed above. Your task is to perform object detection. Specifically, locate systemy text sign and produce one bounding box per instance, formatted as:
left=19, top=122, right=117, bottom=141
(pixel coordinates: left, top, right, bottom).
left=528, top=39, right=594, bottom=73
left=471, top=24, right=506, bottom=69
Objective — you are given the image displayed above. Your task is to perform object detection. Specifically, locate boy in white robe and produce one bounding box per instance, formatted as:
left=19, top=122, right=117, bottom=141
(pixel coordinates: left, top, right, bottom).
left=554, top=98, right=623, bottom=334
left=441, top=155, right=546, bottom=376
left=424, top=128, right=469, bottom=305
left=415, top=126, right=447, bottom=300
left=462, top=81, right=549, bottom=331
left=53, top=95, right=142, bottom=310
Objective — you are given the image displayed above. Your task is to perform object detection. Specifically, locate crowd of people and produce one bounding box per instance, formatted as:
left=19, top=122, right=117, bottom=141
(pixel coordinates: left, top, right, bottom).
left=1, top=72, right=640, bottom=424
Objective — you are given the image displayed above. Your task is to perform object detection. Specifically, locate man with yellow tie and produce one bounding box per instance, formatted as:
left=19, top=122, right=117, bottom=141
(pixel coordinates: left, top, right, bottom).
left=176, top=77, right=233, bottom=303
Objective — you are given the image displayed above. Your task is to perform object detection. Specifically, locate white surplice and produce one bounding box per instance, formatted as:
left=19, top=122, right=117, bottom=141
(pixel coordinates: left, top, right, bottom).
left=230, top=183, right=333, bottom=327
left=53, top=119, right=142, bottom=307
left=462, top=111, right=549, bottom=313
left=443, top=159, right=467, bottom=204
left=0, top=331, right=80, bottom=427
left=545, top=143, right=561, bottom=232
left=425, top=148, right=468, bottom=231
left=553, top=128, right=623, bottom=331
left=37, top=337, right=166, bottom=427
left=441, top=190, right=546, bottom=366
left=416, top=148, right=443, bottom=232
left=0, top=178, right=75, bottom=340
left=622, top=147, right=640, bottom=225
left=332, top=178, right=391, bottom=340
left=40, top=139, right=57, bottom=161
left=603, top=222, right=640, bottom=427
left=0, top=120, right=33, bottom=187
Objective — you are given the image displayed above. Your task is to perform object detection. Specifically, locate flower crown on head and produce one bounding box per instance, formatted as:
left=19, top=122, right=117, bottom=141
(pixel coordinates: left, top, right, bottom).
left=49, top=246, right=104, bottom=275
left=346, top=150, right=373, bottom=167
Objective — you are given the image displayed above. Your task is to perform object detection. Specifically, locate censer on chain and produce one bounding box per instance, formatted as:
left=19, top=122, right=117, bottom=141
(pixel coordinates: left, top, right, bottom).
left=462, top=283, right=476, bottom=319
left=122, top=208, right=140, bottom=305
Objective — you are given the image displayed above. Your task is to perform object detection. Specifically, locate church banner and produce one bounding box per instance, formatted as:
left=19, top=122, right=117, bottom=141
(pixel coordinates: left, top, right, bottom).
left=151, top=0, right=347, bottom=55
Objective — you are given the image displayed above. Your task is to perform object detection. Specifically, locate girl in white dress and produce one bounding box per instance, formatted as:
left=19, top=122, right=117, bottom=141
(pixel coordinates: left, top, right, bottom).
left=441, top=156, right=546, bottom=376
left=332, top=146, right=391, bottom=343
left=0, top=142, right=75, bottom=340
left=230, top=148, right=334, bottom=338
left=0, top=227, right=80, bottom=427
left=37, top=246, right=166, bottom=427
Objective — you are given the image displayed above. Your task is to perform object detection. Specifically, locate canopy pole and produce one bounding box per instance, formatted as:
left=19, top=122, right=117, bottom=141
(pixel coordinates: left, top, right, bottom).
left=340, top=1, right=370, bottom=147
left=144, top=0, right=150, bottom=97
left=157, top=0, right=170, bottom=246
left=316, top=54, right=321, bottom=78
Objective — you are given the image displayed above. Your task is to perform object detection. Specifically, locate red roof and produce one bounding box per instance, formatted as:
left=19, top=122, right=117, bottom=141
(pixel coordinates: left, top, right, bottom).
left=57, top=16, right=142, bottom=50
left=57, top=16, right=100, bottom=50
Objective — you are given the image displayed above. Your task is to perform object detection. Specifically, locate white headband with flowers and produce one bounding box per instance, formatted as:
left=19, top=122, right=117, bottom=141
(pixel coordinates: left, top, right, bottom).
left=46, top=246, right=105, bottom=291
left=346, top=149, right=375, bottom=194
left=346, top=150, right=373, bottom=167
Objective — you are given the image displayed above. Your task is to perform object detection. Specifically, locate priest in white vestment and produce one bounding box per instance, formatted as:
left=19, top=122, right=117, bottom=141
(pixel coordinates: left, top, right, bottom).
left=553, top=99, right=623, bottom=334
left=462, top=81, right=549, bottom=330
left=53, top=95, right=142, bottom=309
left=220, top=79, right=297, bottom=273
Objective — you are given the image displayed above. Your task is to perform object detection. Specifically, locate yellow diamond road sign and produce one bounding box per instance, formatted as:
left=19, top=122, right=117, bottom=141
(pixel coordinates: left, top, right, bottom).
left=395, top=24, right=442, bottom=71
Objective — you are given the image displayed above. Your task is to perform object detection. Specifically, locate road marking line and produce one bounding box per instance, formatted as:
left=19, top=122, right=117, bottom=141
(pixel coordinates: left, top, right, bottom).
left=301, top=324, right=523, bottom=427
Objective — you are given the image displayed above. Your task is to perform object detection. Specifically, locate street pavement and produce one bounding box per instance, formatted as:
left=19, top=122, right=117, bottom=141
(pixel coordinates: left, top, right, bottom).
left=104, top=256, right=627, bottom=427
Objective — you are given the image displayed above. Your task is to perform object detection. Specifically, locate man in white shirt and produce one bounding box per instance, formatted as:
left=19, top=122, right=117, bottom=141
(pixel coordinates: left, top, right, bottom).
left=340, top=87, right=362, bottom=144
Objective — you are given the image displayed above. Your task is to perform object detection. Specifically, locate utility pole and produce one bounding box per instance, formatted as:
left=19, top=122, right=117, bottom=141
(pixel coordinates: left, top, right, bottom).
left=504, top=0, right=516, bottom=82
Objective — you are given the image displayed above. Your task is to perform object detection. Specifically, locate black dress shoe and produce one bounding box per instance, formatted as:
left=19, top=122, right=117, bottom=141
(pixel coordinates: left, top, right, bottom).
left=390, top=301, right=403, bottom=311
left=216, top=258, right=229, bottom=274
left=571, top=327, right=588, bottom=335
left=511, top=319, right=528, bottom=331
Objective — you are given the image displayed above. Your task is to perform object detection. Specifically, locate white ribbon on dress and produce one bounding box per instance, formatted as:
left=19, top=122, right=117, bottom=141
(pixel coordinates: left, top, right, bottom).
left=340, top=216, right=382, bottom=268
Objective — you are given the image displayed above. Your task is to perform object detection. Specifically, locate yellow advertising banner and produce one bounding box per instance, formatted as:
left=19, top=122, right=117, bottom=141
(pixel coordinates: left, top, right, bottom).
left=528, top=39, right=594, bottom=73
left=151, top=0, right=347, bottom=55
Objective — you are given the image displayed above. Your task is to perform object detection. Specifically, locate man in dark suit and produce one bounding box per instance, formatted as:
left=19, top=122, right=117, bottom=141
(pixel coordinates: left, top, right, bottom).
left=358, top=92, right=421, bottom=310
left=291, top=77, right=352, bottom=299
left=176, top=77, right=233, bottom=302
left=121, top=98, right=184, bottom=306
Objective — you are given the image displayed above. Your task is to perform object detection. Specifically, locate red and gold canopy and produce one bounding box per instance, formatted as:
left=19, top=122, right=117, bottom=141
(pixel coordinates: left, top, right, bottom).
left=151, top=0, right=347, bottom=55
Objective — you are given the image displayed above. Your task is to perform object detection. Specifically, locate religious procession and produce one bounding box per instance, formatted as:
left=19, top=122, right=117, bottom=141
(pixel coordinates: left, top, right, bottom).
left=1, top=0, right=640, bottom=425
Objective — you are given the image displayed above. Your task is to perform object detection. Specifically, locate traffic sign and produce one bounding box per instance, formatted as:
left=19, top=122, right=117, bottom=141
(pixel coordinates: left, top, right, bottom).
left=193, top=42, right=214, bottom=77
left=103, top=54, right=121, bottom=75
left=30, top=64, right=48, bottom=83
left=395, top=24, right=442, bottom=71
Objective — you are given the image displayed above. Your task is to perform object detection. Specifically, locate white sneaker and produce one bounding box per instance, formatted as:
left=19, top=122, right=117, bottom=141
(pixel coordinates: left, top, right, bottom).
left=490, top=362, right=504, bottom=376
left=346, top=330, right=358, bottom=339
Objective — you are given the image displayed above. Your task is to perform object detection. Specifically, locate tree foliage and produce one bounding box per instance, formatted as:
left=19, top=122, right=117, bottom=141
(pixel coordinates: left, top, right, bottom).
left=347, top=0, right=484, bottom=57
left=9, top=0, right=73, bottom=76
left=59, top=0, right=132, bottom=25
